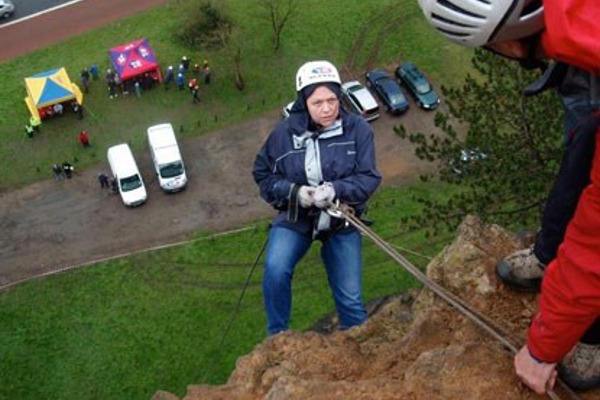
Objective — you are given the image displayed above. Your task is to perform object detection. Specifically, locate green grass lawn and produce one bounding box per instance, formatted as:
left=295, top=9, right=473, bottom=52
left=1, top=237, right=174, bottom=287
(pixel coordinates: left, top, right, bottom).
left=0, top=184, right=455, bottom=400
left=0, top=0, right=473, bottom=399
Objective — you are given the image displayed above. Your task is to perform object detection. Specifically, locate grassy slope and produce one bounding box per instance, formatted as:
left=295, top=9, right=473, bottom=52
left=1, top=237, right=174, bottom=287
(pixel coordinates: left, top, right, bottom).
left=0, top=0, right=471, bottom=399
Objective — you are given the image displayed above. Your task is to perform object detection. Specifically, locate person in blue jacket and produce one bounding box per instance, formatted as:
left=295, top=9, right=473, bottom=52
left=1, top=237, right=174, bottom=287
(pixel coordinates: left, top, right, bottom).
left=253, top=60, right=382, bottom=336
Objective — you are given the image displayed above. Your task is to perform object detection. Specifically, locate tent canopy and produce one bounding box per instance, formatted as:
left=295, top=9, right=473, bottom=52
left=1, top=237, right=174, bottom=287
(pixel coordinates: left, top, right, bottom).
left=109, top=38, right=161, bottom=81
left=24, top=67, right=83, bottom=119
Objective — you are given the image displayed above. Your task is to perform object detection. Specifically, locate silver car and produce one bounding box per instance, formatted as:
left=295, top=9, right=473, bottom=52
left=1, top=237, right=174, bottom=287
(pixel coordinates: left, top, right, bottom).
left=0, top=0, right=14, bottom=18
left=341, top=80, right=380, bottom=122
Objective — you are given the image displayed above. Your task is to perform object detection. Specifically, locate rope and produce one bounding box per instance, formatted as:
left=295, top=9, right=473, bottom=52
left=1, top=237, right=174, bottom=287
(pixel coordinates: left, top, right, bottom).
left=327, top=202, right=580, bottom=400
left=199, top=234, right=268, bottom=383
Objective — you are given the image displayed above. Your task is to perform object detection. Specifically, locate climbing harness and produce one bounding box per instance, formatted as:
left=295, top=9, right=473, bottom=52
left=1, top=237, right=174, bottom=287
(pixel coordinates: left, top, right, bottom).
left=326, top=201, right=581, bottom=400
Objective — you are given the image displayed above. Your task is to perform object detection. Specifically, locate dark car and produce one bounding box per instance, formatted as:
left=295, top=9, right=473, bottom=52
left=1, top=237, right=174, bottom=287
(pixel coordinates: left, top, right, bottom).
left=365, top=69, right=409, bottom=115
left=395, top=62, right=440, bottom=110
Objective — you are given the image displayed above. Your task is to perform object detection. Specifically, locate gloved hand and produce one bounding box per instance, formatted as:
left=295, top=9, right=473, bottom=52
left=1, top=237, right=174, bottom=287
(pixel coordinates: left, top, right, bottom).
left=298, top=185, right=315, bottom=208
left=314, top=182, right=335, bottom=208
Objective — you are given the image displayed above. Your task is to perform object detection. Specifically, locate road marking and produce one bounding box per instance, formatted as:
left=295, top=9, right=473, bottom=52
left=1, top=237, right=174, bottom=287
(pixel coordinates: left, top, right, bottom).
left=0, top=0, right=85, bottom=29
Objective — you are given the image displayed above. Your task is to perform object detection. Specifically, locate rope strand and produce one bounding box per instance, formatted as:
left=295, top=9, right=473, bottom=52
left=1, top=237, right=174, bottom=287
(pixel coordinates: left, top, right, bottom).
left=328, top=202, right=579, bottom=400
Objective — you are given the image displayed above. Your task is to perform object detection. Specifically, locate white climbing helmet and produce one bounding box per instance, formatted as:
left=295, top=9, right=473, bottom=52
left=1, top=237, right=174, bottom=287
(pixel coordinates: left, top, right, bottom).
left=417, top=0, right=544, bottom=47
left=296, top=60, right=341, bottom=92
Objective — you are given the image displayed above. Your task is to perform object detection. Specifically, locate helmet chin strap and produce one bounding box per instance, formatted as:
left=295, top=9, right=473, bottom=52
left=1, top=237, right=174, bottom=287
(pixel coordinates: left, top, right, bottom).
left=483, top=33, right=547, bottom=72
left=518, top=33, right=547, bottom=71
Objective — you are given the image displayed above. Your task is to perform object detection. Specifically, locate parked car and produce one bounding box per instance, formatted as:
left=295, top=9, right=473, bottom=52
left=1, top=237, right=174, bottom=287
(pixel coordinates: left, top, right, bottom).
left=107, top=143, right=147, bottom=207
left=0, top=0, right=15, bottom=18
left=147, top=123, right=188, bottom=193
left=395, top=62, right=440, bottom=110
left=365, top=69, right=409, bottom=114
left=341, top=80, right=380, bottom=122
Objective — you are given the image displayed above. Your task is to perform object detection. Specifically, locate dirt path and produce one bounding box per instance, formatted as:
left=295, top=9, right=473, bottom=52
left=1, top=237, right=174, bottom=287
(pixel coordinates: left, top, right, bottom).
left=0, top=0, right=440, bottom=288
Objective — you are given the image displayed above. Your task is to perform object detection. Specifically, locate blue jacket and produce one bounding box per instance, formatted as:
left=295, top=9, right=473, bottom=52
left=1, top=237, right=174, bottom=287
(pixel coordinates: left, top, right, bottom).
left=253, top=108, right=381, bottom=236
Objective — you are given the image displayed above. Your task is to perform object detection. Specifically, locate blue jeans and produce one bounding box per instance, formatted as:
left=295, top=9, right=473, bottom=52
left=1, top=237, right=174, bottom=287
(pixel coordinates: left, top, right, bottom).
left=263, top=226, right=367, bottom=335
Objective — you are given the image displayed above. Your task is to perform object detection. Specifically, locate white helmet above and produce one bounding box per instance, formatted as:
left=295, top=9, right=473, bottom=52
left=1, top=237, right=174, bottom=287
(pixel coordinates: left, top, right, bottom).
left=418, top=0, right=544, bottom=47
left=296, top=60, right=341, bottom=92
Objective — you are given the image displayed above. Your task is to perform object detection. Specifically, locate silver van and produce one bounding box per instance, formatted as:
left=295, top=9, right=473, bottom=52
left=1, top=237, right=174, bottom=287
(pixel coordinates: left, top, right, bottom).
left=107, top=143, right=147, bottom=207
left=147, top=123, right=187, bottom=192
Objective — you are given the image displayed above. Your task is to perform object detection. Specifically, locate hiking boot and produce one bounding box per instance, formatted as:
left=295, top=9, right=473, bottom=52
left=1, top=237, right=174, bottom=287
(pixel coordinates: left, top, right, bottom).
left=558, top=343, right=600, bottom=391
left=495, top=247, right=546, bottom=292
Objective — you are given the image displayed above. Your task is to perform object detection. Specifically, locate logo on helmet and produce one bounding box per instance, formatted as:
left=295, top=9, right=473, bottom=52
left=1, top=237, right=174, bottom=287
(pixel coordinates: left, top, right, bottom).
left=309, top=66, right=336, bottom=80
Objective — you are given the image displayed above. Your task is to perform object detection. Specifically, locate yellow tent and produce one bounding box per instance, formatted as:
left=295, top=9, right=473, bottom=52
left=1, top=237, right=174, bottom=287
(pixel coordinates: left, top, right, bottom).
left=24, top=67, right=83, bottom=119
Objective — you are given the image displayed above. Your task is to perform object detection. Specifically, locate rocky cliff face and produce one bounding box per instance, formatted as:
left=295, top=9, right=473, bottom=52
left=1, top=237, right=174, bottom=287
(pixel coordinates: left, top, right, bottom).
left=153, top=216, right=599, bottom=400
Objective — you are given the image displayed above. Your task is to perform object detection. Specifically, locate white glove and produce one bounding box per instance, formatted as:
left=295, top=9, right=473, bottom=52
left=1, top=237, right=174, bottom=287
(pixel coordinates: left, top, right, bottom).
left=313, top=182, right=335, bottom=208
left=298, top=185, right=315, bottom=208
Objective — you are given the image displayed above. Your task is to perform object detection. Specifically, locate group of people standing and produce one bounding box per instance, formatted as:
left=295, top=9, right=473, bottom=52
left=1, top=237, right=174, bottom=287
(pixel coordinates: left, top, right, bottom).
left=80, top=65, right=98, bottom=94
left=163, top=56, right=212, bottom=104
left=98, top=56, right=211, bottom=101
left=104, top=67, right=157, bottom=99
left=24, top=115, right=41, bottom=138
left=24, top=100, right=83, bottom=139
left=52, top=162, right=75, bottom=180
left=97, top=171, right=117, bottom=193
left=49, top=129, right=91, bottom=181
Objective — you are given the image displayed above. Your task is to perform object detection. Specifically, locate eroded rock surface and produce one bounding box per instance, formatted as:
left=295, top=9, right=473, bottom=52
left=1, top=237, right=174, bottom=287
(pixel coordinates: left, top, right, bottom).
left=154, top=216, right=598, bottom=400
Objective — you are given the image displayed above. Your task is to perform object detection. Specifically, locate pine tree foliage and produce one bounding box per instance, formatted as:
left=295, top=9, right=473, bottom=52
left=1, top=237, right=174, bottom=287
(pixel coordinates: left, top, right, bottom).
left=395, top=49, right=565, bottom=235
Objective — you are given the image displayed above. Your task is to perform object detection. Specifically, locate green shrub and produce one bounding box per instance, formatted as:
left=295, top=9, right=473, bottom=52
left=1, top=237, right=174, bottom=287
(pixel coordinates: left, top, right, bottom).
left=175, top=1, right=233, bottom=49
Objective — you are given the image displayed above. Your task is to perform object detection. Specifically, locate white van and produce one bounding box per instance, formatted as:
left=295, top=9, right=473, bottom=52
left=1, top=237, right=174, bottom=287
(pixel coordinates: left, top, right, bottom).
left=107, top=143, right=147, bottom=207
left=147, top=123, right=188, bottom=192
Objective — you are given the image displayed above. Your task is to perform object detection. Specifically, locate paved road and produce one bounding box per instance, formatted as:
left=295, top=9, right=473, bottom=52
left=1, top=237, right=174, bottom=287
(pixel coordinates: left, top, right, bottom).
left=0, top=0, right=170, bottom=61
left=2, top=0, right=77, bottom=24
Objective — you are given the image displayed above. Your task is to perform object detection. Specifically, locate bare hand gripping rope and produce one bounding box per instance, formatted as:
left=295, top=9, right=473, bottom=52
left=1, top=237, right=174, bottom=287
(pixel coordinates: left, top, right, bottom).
left=326, top=201, right=580, bottom=400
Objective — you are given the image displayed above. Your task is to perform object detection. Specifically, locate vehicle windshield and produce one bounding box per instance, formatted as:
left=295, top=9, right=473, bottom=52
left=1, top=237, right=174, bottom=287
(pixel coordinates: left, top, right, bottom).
left=389, top=93, right=405, bottom=105
left=159, top=162, right=184, bottom=178
left=120, top=175, right=142, bottom=192
left=415, top=81, right=432, bottom=94
left=347, top=84, right=362, bottom=93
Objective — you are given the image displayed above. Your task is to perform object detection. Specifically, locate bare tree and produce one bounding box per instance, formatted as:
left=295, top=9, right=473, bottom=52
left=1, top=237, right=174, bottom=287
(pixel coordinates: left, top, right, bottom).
left=233, top=47, right=245, bottom=91
left=257, top=0, right=298, bottom=51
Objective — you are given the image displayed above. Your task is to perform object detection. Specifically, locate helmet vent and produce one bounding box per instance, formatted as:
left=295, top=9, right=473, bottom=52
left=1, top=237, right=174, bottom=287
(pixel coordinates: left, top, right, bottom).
left=438, top=0, right=485, bottom=19
left=436, top=27, right=470, bottom=38
left=432, top=12, right=475, bottom=28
